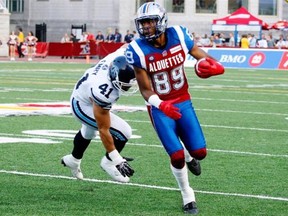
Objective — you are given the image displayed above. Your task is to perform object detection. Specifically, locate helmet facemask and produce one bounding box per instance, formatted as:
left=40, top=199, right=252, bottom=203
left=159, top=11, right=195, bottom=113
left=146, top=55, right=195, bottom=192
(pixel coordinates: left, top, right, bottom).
left=109, top=56, right=138, bottom=96
left=135, top=2, right=167, bottom=41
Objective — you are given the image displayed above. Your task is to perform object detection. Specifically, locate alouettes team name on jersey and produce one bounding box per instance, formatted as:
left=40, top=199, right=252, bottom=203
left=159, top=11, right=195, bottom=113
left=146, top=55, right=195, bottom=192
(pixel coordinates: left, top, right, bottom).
left=148, top=49, right=185, bottom=73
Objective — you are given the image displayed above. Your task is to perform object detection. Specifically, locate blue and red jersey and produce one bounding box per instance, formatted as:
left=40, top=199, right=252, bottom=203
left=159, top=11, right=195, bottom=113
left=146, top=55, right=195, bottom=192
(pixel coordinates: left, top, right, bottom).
left=126, top=25, right=195, bottom=102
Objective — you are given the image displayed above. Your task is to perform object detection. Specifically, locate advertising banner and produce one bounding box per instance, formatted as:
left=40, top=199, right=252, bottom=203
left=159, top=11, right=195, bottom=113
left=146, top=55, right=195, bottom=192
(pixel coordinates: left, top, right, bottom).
left=207, top=48, right=288, bottom=70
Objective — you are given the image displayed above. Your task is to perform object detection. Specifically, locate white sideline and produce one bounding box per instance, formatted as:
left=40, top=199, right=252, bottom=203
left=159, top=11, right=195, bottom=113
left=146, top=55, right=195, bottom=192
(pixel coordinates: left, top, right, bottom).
left=0, top=169, right=287, bottom=202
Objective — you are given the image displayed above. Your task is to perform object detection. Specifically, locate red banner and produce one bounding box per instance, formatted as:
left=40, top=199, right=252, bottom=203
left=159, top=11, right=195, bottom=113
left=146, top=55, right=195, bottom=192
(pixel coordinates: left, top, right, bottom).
left=24, top=41, right=125, bottom=58
left=35, top=42, right=49, bottom=57
left=48, top=42, right=74, bottom=56
left=97, top=42, right=124, bottom=57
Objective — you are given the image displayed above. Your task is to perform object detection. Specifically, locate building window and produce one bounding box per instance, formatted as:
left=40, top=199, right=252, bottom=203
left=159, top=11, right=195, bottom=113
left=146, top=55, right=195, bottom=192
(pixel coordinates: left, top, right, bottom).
left=165, top=0, right=184, bottom=13
left=196, top=0, right=217, bottom=14
left=258, top=0, right=277, bottom=16
left=7, top=0, right=24, bottom=13
left=228, top=0, right=248, bottom=13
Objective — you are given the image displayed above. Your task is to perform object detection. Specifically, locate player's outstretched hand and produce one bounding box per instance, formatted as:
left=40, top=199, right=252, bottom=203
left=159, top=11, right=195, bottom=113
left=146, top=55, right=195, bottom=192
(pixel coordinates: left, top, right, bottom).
left=195, top=57, right=224, bottom=79
left=159, top=98, right=182, bottom=120
left=116, top=161, right=134, bottom=177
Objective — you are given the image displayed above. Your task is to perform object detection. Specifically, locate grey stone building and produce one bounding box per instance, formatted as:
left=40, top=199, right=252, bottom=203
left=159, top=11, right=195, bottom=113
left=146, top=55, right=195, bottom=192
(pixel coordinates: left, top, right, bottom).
left=0, top=0, right=287, bottom=56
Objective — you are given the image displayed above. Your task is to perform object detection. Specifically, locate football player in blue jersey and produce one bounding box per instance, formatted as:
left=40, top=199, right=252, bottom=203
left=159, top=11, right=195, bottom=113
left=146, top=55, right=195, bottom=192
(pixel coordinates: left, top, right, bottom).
left=61, top=45, right=138, bottom=183
left=125, top=2, right=224, bottom=214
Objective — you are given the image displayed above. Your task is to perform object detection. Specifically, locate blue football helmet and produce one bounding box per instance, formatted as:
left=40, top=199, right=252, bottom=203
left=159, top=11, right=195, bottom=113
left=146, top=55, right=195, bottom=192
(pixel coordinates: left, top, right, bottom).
left=135, top=2, right=168, bottom=41
left=109, top=55, right=138, bottom=94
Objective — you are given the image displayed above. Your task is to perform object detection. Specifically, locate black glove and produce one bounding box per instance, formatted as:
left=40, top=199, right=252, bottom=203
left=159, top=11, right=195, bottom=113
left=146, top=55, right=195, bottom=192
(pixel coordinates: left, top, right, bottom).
left=116, top=161, right=134, bottom=177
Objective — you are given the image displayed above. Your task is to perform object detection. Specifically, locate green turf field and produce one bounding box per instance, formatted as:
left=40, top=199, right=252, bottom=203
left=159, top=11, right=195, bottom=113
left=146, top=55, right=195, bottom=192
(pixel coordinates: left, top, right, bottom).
left=0, top=62, right=287, bottom=216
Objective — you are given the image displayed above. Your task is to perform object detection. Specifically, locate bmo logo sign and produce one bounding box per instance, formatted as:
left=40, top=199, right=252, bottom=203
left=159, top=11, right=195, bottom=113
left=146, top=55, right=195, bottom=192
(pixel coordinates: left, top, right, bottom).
left=219, top=55, right=246, bottom=63
left=249, top=52, right=266, bottom=67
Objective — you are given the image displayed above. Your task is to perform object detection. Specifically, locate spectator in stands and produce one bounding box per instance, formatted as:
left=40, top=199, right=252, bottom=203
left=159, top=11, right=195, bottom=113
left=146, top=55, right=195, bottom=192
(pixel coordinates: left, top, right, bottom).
left=87, top=32, right=95, bottom=43
left=267, top=33, right=276, bottom=48
left=257, top=34, right=268, bottom=48
left=7, top=31, right=18, bottom=61
left=210, top=35, right=216, bottom=47
left=79, top=32, right=88, bottom=42
left=213, top=34, right=222, bottom=47
left=70, top=33, right=77, bottom=43
left=236, top=33, right=241, bottom=46
left=194, top=34, right=201, bottom=46
left=114, top=28, right=122, bottom=43
left=275, top=34, right=286, bottom=49
left=228, top=33, right=235, bottom=47
left=198, top=34, right=211, bottom=47
left=240, top=34, right=249, bottom=49
left=25, top=31, right=38, bottom=61
left=106, top=29, right=115, bottom=43
left=219, top=33, right=226, bottom=45
left=95, top=31, right=105, bottom=44
left=248, top=34, right=257, bottom=48
left=132, top=30, right=139, bottom=40
left=124, top=30, right=133, bottom=43
left=17, top=27, right=25, bottom=58
left=286, top=36, right=288, bottom=48
left=61, top=33, right=72, bottom=59
left=61, top=33, right=71, bottom=43
left=267, top=35, right=275, bottom=48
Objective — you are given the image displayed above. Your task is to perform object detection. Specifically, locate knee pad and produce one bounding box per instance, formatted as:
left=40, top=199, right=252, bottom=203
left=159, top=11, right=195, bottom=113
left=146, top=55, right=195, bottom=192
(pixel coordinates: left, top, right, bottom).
left=189, top=148, right=207, bottom=160
left=80, top=125, right=97, bottom=140
left=170, top=149, right=185, bottom=169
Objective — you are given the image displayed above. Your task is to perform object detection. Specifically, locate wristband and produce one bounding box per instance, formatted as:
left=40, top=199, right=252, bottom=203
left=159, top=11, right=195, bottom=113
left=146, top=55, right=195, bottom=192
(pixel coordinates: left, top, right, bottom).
left=148, top=94, right=163, bottom=108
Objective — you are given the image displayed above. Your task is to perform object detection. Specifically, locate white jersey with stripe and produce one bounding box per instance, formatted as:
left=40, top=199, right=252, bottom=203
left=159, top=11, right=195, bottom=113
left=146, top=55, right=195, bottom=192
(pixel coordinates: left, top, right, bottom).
left=71, top=47, right=126, bottom=110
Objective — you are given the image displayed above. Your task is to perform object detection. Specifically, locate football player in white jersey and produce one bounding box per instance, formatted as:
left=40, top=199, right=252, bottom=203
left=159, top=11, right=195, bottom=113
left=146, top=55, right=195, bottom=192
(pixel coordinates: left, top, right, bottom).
left=61, top=45, right=138, bottom=183
left=125, top=2, right=224, bottom=214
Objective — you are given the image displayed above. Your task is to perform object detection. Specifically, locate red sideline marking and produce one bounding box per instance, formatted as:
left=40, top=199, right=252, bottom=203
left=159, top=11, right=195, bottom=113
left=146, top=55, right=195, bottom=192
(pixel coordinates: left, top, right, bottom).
left=20, top=104, right=70, bottom=108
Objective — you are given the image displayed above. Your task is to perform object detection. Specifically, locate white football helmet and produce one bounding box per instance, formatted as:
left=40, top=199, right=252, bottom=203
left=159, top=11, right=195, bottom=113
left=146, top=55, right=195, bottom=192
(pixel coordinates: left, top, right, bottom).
left=135, top=2, right=168, bottom=41
left=109, top=55, right=138, bottom=95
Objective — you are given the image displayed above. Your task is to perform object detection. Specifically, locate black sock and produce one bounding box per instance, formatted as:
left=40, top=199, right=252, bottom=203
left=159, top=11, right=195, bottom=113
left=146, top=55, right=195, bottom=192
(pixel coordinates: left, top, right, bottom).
left=72, top=131, right=91, bottom=159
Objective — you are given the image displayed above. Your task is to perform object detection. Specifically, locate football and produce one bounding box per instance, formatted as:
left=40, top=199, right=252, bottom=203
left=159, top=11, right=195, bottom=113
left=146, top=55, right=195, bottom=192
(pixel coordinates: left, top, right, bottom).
left=194, top=58, right=211, bottom=79
left=194, top=57, right=225, bottom=79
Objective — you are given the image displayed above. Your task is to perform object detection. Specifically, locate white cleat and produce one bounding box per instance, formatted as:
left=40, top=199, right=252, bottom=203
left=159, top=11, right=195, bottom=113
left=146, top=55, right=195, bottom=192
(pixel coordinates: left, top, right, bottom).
left=100, top=156, right=130, bottom=183
left=61, top=154, right=83, bottom=180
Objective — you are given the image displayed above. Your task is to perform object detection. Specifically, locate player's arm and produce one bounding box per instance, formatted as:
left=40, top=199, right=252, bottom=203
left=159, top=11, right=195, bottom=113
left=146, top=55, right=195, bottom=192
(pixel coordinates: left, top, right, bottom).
left=133, top=66, right=181, bottom=120
left=133, top=66, right=155, bottom=101
left=92, top=101, right=115, bottom=153
left=190, top=44, right=224, bottom=79
left=92, top=100, right=134, bottom=177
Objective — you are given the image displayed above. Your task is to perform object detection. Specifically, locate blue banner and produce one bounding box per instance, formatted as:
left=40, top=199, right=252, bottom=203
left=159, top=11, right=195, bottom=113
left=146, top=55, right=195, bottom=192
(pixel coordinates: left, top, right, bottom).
left=207, top=48, right=286, bottom=69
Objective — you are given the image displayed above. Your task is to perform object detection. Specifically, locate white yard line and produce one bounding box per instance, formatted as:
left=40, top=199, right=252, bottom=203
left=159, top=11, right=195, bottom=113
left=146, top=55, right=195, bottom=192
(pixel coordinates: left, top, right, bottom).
left=0, top=169, right=287, bottom=202
left=0, top=132, right=287, bottom=158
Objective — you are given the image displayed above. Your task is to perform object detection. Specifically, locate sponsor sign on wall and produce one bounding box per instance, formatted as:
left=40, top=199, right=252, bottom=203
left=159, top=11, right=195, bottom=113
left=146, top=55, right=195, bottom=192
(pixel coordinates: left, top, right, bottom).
left=207, top=48, right=288, bottom=70
left=184, top=48, right=288, bottom=70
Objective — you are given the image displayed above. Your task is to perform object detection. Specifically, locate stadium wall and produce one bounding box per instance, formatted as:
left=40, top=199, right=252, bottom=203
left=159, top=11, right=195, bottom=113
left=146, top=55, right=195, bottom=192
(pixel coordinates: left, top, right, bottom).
left=0, top=6, right=9, bottom=56
left=7, top=0, right=288, bottom=43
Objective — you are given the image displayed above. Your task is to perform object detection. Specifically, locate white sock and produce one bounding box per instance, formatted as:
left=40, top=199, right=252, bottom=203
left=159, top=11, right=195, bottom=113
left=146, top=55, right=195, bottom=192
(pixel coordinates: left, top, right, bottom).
left=71, top=154, right=81, bottom=163
left=171, top=164, right=195, bottom=205
left=184, top=148, right=193, bottom=162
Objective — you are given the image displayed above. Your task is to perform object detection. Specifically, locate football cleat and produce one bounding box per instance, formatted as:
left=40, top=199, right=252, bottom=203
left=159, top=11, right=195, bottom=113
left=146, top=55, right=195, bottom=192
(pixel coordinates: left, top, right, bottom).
left=186, top=159, right=201, bottom=176
left=61, top=154, right=83, bottom=180
left=100, top=156, right=130, bottom=183
left=123, top=156, right=134, bottom=162
left=183, top=201, right=198, bottom=214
